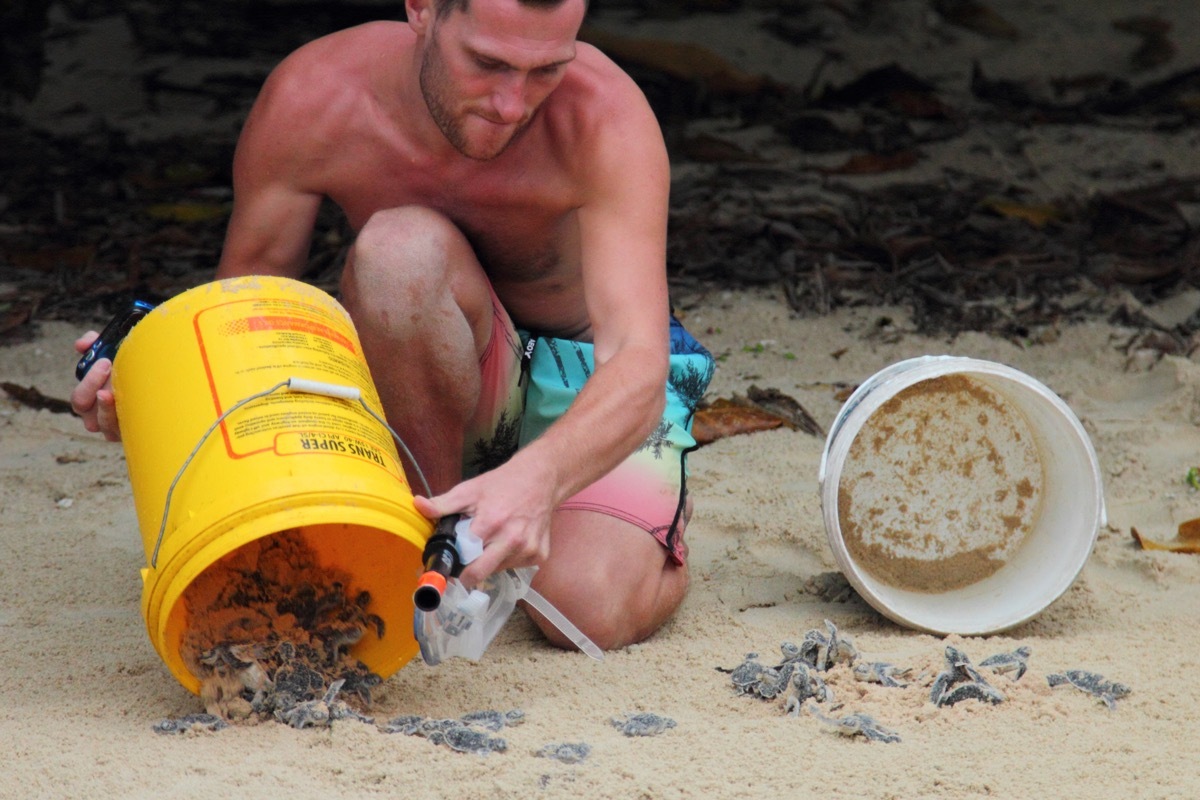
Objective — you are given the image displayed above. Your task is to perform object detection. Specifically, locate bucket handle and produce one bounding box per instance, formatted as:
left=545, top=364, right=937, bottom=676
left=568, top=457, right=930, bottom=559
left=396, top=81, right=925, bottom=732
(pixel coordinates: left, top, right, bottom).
left=150, top=378, right=432, bottom=568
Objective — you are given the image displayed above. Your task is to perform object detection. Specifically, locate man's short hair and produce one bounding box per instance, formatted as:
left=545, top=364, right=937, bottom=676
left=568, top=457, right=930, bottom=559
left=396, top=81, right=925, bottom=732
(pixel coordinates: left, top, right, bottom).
left=432, top=0, right=585, bottom=20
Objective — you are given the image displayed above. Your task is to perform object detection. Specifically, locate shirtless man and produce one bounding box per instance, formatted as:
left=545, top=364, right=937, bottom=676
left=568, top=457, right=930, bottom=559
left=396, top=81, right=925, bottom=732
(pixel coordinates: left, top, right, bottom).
left=71, top=0, right=713, bottom=650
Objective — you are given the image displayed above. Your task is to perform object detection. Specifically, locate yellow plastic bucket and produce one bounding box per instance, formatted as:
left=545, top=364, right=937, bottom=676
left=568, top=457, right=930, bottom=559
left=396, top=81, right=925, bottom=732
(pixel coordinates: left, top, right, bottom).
left=111, top=276, right=432, bottom=694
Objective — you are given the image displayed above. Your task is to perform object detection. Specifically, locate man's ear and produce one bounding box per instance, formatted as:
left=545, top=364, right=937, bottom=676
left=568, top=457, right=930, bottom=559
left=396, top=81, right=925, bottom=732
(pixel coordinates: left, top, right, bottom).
left=406, top=0, right=435, bottom=36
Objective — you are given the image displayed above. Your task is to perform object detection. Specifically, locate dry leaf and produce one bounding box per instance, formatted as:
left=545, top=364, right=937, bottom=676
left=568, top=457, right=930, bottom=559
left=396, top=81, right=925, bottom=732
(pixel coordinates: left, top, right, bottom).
left=146, top=201, right=229, bottom=223
left=1, top=382, right=75, bottom=414
left=981, top=197, right=1063, bottom=228
left=692, top=401, right=784, bottom=445
left=934, top=0, right=1019, bottom=40
left=746, top=385, right=824, bottom=436
left=693, top=387, right=825, bottom=445
left=578, top=26, right=775, bottom=96
left=820, top=151, right=919, bottom=175
left=1130, top=518, right=1200, bottom=552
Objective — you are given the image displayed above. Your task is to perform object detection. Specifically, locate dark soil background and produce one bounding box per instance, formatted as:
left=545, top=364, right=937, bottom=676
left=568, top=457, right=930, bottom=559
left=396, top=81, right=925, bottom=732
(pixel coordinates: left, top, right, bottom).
left=2, top=0, right=1198, bottom=348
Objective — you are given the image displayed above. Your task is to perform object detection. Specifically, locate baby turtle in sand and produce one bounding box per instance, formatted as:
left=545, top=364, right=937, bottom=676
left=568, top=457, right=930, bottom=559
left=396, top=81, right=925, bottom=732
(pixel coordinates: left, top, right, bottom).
left=930, top=645, right=1004, bottom=707
left=721, top=652, right=765, bottom=692
left=805, top=703, right=900, bottom=743
left=276, top=678, right=345, bottom=729
left=852, top=661, right=912, bottom=688
left=429, top=725, right=508, bottom=755
left=777, top=641, right=805, bottom=666
left=536, top=742, right=592, bottom=764
left=784, top=663, right=833, bottom=715
left=152, top=713, right=229, bottom=735
left=197, top=642, right=272, bottom=719
left=936, top=681, right=1006, bottom=706
left=1047, top=669, right=1131, bottom=710
left=338, top=663, right=384, bottom=706
left=459, top=709, right=526, bottom=732
left=802, top=571, right=857, bottom=604
left=751, top=665, right=792, bottom=700
left=379, top=714, right=427, bottom=735
left=980, top=646, right=1032, bottom=681
left=381, top=710, right=521, bottom=737
left=798, top=619, right=858, bottom=671
left=721, top=653, right=790, bottom=699
left=611, top=712, right=676, bottom=737
left=402, top=718, right=463, bottom=738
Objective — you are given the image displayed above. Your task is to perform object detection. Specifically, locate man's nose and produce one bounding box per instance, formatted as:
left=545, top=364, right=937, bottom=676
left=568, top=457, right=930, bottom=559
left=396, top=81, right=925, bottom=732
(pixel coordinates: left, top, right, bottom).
left=491, top=75, right=527, bottom=123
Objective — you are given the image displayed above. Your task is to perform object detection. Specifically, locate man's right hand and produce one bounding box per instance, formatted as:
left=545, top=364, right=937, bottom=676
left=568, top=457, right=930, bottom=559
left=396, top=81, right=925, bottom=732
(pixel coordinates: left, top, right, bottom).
left=71, top=331, right=122, bottom=441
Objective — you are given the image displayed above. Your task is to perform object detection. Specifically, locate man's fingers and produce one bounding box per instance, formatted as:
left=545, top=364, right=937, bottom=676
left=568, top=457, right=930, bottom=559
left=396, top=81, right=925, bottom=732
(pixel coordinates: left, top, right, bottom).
left=459, top=550, right=505, bottom=588
left=458, top=531, right=547, bottom=588
left=412, top=494, right=441, bottom=521
left=70, top=359, right=121, bottom=440
left=70, top=359, right=110, bottom=416
left=74, top=330, right=100, bottom=355
left=95, top=389, right=121, bottom=442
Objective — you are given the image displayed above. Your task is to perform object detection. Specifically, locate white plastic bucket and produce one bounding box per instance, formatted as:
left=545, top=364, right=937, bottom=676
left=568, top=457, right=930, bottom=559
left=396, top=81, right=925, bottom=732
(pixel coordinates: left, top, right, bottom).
left=818, top=356, right=1105, bottom=635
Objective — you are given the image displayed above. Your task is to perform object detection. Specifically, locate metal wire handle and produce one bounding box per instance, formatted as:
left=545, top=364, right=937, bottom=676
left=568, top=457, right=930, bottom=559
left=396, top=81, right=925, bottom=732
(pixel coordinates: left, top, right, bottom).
left=149, top=378, right=431, bottom=568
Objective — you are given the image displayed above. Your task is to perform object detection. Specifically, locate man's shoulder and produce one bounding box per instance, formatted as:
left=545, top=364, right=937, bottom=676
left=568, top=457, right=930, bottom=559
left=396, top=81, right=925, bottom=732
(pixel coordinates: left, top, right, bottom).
left=256, top=22, right=409, bottom=117
left=277, top=21, right=411, bottom=76
left=545, top=44, right=657, bottom=137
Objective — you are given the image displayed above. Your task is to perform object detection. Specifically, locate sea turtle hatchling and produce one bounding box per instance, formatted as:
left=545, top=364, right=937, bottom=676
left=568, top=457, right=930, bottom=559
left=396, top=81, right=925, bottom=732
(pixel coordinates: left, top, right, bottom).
left=852, top=661, right=912, bottom=688
left=152, top=713, right=229, bottom=735
left=459, top=709, right=526, bottom=732
left=379, top=714, right=426, bottom=735
left=429, top=725, right=508, bottom=755
left=805, top=703, right=900, bottom=743
left=751, top=665, right=792, bottom=700
left=930, top=646, right=1004, bottom=707
left=980, top=646, right=1032, bottom=681
left=1047, top=669, right=1131, bottom=710
left=276, top=678, right=346, bottom=729
left=784, top=663, right=833, bottom=715
left=721, top=652, right=765, bottom=694
left=798, top=619, right=859, bottom=671
left=406, top=718, right=463, bottom=738
left=536, top=742, right=592, bottom=764
left=721, top=653, right=790, bottom=699
left=611, top=712, right=676, bottom=737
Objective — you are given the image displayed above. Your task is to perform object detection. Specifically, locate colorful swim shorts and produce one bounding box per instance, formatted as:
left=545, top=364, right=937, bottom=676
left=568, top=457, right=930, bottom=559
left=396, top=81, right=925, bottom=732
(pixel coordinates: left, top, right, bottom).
left=462, top=303, right=714, bottom=565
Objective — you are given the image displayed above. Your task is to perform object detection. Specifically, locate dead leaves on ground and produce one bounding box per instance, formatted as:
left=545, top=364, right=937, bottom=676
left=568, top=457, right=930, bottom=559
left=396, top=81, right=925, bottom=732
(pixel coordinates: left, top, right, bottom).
left=692, top=385, right=823, bottom=446
left=1, top=382, right=74, bottom=414
left=578, top=25, right=779, bottom=97
left=1131, top=518, right=1200, bottom=554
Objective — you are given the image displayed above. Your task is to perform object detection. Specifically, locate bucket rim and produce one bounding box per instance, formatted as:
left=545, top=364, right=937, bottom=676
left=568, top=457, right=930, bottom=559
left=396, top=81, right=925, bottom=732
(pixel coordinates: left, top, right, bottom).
left=818, top=355, right=1106, bottom=635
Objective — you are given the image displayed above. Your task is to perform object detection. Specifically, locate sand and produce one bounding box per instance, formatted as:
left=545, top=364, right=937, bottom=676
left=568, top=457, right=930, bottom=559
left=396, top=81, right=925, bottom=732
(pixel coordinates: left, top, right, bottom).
left=5, top=2, right=1200, bottom=798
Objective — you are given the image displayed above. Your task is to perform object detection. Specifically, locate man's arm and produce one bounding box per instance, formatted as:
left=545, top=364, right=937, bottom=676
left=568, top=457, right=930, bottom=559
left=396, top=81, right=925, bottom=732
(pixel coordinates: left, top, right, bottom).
left=426, top=67, right=673, bottom=584
left=72, top=50, right=328, bottom=438
left=216, top=58, right=325, bottom=279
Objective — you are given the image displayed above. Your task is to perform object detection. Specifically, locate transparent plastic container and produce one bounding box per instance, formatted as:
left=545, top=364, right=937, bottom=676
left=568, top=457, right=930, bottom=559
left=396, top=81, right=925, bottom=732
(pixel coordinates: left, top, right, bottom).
left=412, top=520, right=603, bottom=664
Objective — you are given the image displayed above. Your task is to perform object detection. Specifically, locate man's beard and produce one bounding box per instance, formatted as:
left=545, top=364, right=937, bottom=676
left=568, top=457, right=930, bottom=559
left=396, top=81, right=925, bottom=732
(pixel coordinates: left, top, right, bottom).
left=419, top=37, right=529, bottom=161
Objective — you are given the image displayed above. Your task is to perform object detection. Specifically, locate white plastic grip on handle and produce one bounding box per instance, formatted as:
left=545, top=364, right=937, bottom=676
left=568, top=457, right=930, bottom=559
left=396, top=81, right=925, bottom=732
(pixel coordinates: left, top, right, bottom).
left=286, top=377, right=362, bottom=400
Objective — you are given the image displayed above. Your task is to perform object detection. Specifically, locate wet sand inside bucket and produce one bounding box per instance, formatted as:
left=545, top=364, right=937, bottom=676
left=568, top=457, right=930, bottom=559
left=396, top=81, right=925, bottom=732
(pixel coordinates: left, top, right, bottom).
left=837, top=373, right=1044, bottom=593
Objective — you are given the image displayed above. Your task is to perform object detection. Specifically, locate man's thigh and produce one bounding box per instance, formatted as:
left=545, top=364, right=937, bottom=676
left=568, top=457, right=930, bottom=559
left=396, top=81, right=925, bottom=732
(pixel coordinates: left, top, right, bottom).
left=461, top=284, right=525, bottom=478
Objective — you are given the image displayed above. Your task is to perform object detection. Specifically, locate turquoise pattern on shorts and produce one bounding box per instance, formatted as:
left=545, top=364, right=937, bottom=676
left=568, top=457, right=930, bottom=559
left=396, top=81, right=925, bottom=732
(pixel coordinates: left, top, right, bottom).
left=518, top=317, right=714, bottom=460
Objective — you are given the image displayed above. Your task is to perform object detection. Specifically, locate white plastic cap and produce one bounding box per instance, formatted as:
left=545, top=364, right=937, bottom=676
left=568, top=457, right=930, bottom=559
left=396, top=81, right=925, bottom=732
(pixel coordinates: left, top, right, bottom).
left=455, top=517, right=484, bottom=564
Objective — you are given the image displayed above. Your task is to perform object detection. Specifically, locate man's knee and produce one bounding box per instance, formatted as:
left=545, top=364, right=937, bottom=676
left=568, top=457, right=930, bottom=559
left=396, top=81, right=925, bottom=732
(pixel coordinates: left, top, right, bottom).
left=341, top=206, right=463, bottom=319
left=354, top=205, right=459, bottom=262
left=530, top=559, right=690, bottom=652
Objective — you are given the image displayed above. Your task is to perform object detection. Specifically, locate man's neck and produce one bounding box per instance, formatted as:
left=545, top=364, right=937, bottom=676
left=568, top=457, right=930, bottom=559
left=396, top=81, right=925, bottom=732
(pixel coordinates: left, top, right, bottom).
left=365, top=40, right=463, bottom=165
